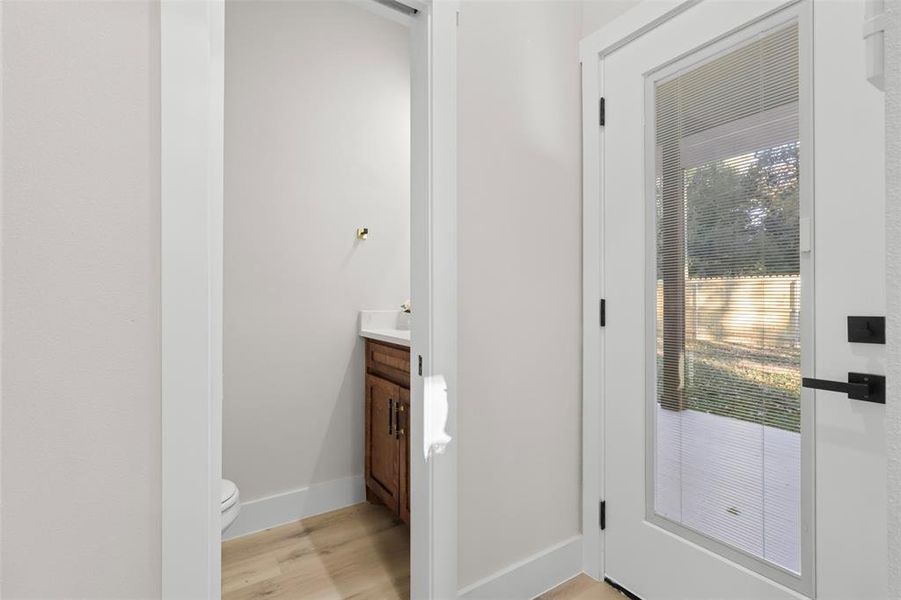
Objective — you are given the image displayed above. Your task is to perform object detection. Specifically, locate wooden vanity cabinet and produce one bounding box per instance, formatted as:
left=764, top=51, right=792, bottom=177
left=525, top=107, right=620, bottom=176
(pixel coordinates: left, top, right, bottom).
left=364, top=339, right=410, bottom=525
left=365, top=374, right=400, bottom=510
left=398, top=386, right=410, bottom=525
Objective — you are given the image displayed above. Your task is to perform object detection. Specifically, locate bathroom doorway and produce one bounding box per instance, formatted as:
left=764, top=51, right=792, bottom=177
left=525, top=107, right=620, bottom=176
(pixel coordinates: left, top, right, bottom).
left=220, top=0, right=412, bottom=596
left=160, top=1, right=458, bottom=598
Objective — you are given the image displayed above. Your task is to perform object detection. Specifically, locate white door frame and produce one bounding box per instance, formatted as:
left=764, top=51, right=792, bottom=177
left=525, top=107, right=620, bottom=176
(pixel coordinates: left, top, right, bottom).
left=160, top=1, right=458, bottom=598
left=580, top=1, right=701, bottom=578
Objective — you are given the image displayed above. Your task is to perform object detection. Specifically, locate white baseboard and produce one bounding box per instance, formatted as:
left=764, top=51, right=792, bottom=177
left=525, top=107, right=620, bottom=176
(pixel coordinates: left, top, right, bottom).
left=458, top=535, right=583, bottom=600
left=223, top=475, right=365, bottom=540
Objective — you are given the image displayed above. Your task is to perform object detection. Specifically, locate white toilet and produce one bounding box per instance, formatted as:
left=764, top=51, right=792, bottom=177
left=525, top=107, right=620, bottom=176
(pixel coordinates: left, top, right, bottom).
left=221, top=479, right=240, bottom=533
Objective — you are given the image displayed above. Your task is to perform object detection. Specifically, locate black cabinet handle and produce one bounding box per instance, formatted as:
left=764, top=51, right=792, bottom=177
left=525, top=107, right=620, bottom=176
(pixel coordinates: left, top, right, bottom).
left=802, top=372, right=885, bottom=404
left=388, top=398, right=394, bottom=435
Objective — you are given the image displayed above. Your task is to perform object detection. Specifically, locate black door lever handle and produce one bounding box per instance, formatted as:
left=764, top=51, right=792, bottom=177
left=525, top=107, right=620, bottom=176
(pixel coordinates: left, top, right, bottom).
left=802, top=372, right=885, bottom=404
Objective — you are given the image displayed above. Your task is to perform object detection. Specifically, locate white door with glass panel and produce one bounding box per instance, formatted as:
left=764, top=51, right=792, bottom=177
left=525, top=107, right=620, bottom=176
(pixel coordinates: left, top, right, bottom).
left=596, top=1, right=886, bottom=598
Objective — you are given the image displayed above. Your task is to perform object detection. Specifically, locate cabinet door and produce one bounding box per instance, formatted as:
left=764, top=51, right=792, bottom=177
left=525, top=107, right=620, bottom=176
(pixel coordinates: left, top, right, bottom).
left=365, top=374, right=399, bottom=511
left=398, top=387, right=410, bottom=525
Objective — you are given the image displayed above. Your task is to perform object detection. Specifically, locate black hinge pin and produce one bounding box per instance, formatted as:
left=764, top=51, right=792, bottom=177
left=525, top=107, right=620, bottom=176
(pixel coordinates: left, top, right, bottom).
left=600, top=500, right=606, bottom=530
left=600, top=298, right=606, bottom=327
left=418, top=355, right=423, bottom=376
left=599, top=97, right=605, bottom=127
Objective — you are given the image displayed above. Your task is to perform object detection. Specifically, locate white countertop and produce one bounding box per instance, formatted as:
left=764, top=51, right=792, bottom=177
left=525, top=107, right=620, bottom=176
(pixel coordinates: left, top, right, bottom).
left=359, top=310, right=411, bottom=348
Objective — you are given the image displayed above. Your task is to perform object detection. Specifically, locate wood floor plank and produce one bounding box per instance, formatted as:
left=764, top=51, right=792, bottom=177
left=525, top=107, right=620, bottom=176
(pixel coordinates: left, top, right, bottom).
left=222, top=502, right=409, bottom=600
left=223, top=503, right=393, bottom=565
left=221, top=554, right=282, bottom=595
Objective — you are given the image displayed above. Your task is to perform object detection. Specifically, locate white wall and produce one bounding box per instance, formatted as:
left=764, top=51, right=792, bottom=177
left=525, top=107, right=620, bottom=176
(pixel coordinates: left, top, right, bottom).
left=885, top=2, right=901, bottom=597
left=580, top=0, right=640, bottom=38
left=1, top=1, right=161, bottom=597
left=457, top=1, right=584, bottom=588
left=223, top=1, right=410, bottom=504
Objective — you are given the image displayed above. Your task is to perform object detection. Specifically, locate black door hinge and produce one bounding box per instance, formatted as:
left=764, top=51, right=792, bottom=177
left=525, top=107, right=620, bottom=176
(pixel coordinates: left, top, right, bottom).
left=599, top=97, right=606, bottom=127
left=418, top=355, right=423, bottom=376
left=600, top=298, right=606, bottom=327
left=600, top=500, right=606, bottom=530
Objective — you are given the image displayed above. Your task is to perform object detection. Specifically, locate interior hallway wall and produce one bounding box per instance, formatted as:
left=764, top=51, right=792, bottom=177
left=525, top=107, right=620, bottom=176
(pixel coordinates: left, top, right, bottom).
left=457, top=1, right=583, bottom=588
left=1, top=1, right=161, bottom=597
left=456, top=1, right=638, bottom=589
left=224, top=1, right=410, bottom=505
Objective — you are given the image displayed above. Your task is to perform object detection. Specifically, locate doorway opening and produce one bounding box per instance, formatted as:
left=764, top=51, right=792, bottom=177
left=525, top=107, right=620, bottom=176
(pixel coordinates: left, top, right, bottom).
left=160, top=1, right=458, bottom=598
left=219, top=1, right=414, bottom=597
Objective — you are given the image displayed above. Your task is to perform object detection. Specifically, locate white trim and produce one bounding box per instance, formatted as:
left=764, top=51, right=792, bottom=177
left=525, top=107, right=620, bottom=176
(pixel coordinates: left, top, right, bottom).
left=458, top=536, right=583, bottom=600
left=0, top=0, right=5, bottom=587
left=161, top=2, right=457, bottom=598
left=161, top=1, right=224, bottom=597
left=885, top=3, right=901, bottom=597
left=409, top=3, right=459, bottom=598
left=579, top=49, right=604, bottom=581
left=222, top=477, right=365, bottom=541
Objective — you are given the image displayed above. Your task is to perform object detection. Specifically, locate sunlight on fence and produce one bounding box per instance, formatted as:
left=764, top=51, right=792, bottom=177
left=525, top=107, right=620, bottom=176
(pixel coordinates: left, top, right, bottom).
left=656, top=275, right=802, bottom=432
left=657, top=275, right=800, bottom=350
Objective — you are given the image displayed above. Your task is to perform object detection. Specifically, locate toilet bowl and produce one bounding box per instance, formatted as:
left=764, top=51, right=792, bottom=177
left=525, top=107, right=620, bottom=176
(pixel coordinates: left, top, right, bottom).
left=221, top=479, right=240, bottom=533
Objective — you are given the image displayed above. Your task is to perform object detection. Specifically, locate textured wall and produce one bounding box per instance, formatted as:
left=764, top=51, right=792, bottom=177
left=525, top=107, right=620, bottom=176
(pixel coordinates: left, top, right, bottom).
left=1, top=1, right=161, bottom=597
left=223, top=1, right=410, bottom=502
left=885, top=2, right=901, bottom=597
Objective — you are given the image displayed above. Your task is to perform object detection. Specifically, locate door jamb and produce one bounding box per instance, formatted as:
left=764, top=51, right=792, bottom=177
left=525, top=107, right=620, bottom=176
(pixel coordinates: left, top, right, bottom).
left=579, top=0, right=721, bottom=580
left=160, top=1, right=458, bottom=598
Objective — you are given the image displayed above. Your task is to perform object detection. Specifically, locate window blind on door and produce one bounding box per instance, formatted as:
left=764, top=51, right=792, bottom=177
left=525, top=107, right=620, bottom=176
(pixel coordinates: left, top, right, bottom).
left=653, top=23, right=801, bottom=574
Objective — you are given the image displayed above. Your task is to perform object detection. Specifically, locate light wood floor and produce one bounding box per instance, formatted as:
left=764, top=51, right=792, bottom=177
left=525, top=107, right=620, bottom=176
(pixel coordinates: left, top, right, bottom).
left=536, top=574, right=628, bottom=600
left=222, top=502, right=409, bottom=599
left=222, top=502, right=627, bottom=600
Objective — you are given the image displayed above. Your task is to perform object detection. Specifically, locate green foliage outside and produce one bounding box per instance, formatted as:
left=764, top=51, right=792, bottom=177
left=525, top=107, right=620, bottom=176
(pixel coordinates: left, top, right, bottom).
left=685, top=143, right=800, bottom=278
left=658, top=143, right=802, bottom=433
